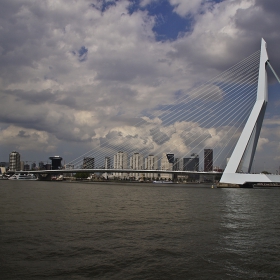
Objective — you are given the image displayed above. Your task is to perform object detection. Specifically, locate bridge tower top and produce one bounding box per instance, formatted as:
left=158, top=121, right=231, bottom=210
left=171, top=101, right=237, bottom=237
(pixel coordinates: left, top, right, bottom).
left=257, top=38, right=269, bottom=101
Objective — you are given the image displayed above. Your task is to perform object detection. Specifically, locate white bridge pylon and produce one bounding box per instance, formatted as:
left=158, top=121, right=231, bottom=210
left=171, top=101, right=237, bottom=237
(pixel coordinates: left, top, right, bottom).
left=220, top=38, right=280, bottom=185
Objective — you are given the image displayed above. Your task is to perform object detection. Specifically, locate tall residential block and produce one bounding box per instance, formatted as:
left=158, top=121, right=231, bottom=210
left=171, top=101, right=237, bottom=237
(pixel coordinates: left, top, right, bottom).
left=130, top=153, right=143, bottom=180
left=114, top=151, right=128, bottom=178
left=145, top=155, right=159, bottom=179
left=9, top=151, right=21, bottom=171
left=204, top=149, right=213, bottom=172
left=20, top=161, right=24, bottom=171
left=105, top=157, right=111, bottom=169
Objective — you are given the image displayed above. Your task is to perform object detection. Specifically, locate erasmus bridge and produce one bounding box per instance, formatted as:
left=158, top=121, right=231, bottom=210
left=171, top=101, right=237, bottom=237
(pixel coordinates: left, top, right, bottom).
left=29, top=39, right=280, bottom=186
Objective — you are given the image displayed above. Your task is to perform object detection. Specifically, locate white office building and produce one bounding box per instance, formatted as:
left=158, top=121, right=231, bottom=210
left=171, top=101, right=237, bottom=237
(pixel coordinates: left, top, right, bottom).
left=130, top=153, right=144, bottom=180
left=114, top=151, right=128, bottom=178
left=103, top=157, right=111, bottom=179
left=144, top=155, right=159, bottom=179
left=105, top=157, right=111, bottom=169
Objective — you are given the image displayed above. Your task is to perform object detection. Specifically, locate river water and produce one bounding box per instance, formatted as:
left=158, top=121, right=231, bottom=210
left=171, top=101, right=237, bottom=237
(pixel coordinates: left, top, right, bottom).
left=0, top=180, right=280, bottom=279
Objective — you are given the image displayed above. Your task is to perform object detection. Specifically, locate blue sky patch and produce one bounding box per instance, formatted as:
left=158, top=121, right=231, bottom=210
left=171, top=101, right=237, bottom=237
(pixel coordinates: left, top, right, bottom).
left=78, top=46, right=88, bottom=62
left=91, top=0, right=117, bottom=12
left=145, top=1, right=193, bottom=41
left=128, top=0, right=192, bottom=41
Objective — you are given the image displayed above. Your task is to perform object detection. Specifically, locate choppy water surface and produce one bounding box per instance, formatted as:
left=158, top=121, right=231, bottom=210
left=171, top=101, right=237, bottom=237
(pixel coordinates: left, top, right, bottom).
left=0, top=181, right=280, bottom=279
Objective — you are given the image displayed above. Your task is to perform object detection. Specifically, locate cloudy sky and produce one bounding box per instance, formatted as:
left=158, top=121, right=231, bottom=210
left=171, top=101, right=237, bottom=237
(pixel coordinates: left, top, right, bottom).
left=1, top=0, right=280, bottom=172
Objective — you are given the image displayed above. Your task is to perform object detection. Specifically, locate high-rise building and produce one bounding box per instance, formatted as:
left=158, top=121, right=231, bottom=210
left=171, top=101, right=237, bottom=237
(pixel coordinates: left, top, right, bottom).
left=20, top=161, right=24, bottom=171
left=182, top=153, right=200, bottom=181
left=83, top=157, right=95, bottom=169
left=114, top=151, right=128, bottom=169
left=183, top=153, right=199, bottom=171
left=45, top=163, right=52, bottom=170
left=9, top=151, right=20, bottom=171
left=103, top=157, right=111, bottom=179
left=174, top=158, right=183, bottom=171
left=130, top=153, right=143, bottom=180
left=145, top=155, right=159, bottom=179
left=24, top=164, right=30, bottom=171
left=0, top=162, right=9, bottom=168
left=204, top=149, right=213, bottom=171
left=31, top=162, right=36, bottom=170
left=161, top=153, right=174, bottom=180
left=105, top=157, right=111, bottom=169
left=0, top=167, right=6, bottom=174
left=114, top=151, right=128, bottom=178
left=49, top=156, right=63, bottom=170
left=39, top=161, right=45, bottom=170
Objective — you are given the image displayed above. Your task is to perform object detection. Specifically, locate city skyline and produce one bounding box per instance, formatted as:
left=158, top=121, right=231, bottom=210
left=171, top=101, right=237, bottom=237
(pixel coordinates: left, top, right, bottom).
left=1, top=1, right=280, bottom=173
left=3, top=149, right=217, bottom=174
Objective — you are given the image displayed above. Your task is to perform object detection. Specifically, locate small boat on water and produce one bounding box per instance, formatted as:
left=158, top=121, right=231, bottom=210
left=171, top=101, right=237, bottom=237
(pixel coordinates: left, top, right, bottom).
left=56, top=175, right=64, bottom=181
left=8, top=173, right=38, bottom=180
left=51, top=174, right=64, bottom=181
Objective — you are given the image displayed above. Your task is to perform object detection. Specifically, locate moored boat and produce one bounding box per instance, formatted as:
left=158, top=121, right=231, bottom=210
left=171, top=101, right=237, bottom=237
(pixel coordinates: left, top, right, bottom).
left=8, top=173, right=38, bottom=180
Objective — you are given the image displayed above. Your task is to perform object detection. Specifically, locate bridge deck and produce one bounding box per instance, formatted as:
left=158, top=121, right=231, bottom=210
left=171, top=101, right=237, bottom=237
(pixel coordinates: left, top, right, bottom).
left=15, top=169, right=222, bottom=176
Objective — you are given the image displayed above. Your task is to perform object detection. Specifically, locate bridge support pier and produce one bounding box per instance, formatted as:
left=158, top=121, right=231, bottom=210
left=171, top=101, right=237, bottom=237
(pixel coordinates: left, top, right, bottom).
left=217, top=182, right=254, bottom=188
left=217, top=183, right=240, bottom=188
left=38, top=173, right=52, bottom=181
